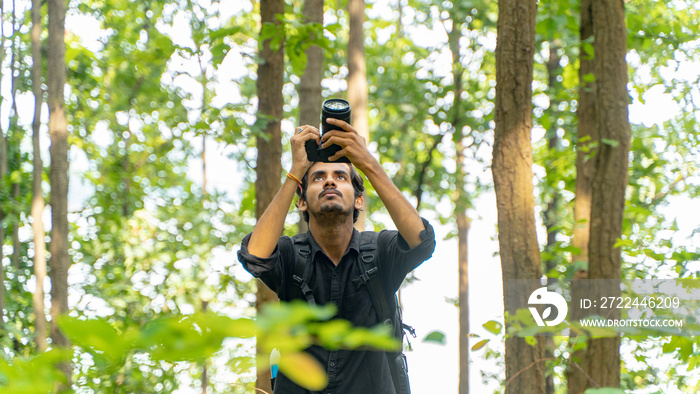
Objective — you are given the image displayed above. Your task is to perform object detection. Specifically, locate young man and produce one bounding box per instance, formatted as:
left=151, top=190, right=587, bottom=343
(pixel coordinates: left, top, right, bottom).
left=237, top=118, right=435, bottom=393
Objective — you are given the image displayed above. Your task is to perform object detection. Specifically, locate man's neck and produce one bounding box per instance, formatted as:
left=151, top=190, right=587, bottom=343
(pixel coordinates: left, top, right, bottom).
left=308, top=220, right=354, bottom=266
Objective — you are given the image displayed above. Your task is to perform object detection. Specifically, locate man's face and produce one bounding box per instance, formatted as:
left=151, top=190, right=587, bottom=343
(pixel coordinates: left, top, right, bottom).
left=299, top=162, right=363, bottom=226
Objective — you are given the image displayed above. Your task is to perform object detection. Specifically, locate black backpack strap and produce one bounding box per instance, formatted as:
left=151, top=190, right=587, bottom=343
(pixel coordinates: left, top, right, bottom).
left=356, top=231, right=411, bottom=394
left=356, top=232, right=392, bottom=326
left=291, top=234, right=316, bottom=306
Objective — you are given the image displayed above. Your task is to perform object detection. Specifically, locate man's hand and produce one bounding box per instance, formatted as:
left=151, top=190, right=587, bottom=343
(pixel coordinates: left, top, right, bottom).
left=321, top=118, right=376, bottom=171
left=291, top=125, right=321, bottom=178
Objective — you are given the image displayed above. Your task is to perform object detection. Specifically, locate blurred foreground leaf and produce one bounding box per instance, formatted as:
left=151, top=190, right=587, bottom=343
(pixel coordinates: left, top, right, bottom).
left=0, top=349, right=71, bottom=393
left=279, top=351, right=328, bottom=391
left=49, top=301, right=397, bottom=391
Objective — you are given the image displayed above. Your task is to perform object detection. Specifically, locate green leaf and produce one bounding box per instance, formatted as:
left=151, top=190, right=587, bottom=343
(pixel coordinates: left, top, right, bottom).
left=279, top=351, right=328, bottom=391
left=423, top=330, right=446, bottom=344
left=471, top=339, right=489, bottom=351
left=483, top=320, right=503, bottom=335
left=601, top=138, right=620, bottom=147
left=57, top=316, right=129, bottom=363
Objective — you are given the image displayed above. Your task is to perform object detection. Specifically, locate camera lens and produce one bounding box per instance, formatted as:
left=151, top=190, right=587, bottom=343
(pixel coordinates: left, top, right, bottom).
left=321, top=99, right=351, bottom=134
left=323, top=99, right=350, bottom=112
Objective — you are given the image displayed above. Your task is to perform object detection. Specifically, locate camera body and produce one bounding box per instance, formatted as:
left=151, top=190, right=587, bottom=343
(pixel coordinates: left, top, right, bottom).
left=305, top=99, right=351, bottom=163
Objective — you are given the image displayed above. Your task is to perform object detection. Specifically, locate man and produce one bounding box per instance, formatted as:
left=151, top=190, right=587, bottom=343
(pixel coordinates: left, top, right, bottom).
left=237, top=118, right=436, bottom=393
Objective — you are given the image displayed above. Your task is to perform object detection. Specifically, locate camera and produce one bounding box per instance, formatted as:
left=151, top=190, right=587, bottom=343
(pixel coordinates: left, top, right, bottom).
left=305, top=99, right=351, bottom=163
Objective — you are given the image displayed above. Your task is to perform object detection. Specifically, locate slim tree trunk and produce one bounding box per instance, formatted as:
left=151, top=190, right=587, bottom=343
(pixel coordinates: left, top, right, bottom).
left=48, top=0, right=71, bottom=384
left=568, top=0, right=596, bottom=391
left=446, top=9, right=470, bottom=393
left=297, top=0, right=323, bottom=235
left=9, top=2, right=21, bottom=272
left=348, top=0, right=368, bottom=230
left=585, top=0, right=631, bottom=389
left=492, top=0, right=545, bottom=393
left=255, top=0, right=284, bottom=391
left=542, top=43, right=561, bottom=394
left=198, top=47, right=210, bottom=392
left=31, top=0, right=48, bottom=352
left=456, top=139, right=470, bottom=394
left=0, top=0, right=6, bottom=328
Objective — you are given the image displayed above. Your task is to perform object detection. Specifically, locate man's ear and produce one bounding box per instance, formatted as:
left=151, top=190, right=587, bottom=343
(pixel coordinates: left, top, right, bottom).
left=354, top=195, right=364, bottom=210
left=298, top=197, right=308, bottom=213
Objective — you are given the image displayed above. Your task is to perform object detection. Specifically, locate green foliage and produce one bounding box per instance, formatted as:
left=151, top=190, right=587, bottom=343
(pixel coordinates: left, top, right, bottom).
left=1, top=302, right=396, bottom=393
left=0, top=350, right=72, bottom=394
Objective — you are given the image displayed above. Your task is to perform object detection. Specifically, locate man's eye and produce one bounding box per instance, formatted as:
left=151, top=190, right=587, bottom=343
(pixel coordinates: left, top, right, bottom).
left=337, top=175, right=346, bottom=181
left=314, top=176, right=324, bottom=181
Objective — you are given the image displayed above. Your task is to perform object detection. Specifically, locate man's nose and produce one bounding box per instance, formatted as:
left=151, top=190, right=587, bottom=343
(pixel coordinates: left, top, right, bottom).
left=324, top=177, right=336, bottom=188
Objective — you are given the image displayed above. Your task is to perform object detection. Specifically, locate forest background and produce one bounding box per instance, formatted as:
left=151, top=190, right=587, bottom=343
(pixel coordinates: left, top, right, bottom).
left=0, top=0, right=699, bottom=393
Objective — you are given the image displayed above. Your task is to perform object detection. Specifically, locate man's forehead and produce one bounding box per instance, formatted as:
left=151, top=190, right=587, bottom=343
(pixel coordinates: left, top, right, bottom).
left=308, top=162, right=351, bottom=174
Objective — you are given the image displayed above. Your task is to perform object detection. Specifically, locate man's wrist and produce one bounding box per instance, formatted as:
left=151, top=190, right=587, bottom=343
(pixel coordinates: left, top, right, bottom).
left=356, top=155, right=383, bottom=178
left=288, top=163, right=308, bottom=180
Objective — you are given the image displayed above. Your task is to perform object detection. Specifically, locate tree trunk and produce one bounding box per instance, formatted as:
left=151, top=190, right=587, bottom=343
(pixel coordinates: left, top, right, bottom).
left=447, top=10, right=470, bottom=393
left=0, top=0, right=6, bottom=330
left=568, top=0, right=596, bottom=391
left=297, top=0, right=323, bottom=235
left=31, top=0, right=48, bottom=352
left=348, top=0, right=368, bottom=231
left=543, top=43, right=561, bottom=394
left=9, top=5, right=21, bottom=272
left=492, top=1, right=545, bottom=393
left=585, top=0, right=631, bottom=389
left=255, top=0, right=285, bottom=391
left=48, top=0, right=71, bottom=384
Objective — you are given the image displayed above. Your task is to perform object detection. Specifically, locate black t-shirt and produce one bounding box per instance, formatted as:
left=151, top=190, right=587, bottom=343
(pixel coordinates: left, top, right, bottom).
left=237, top=218, right=436, bottom=394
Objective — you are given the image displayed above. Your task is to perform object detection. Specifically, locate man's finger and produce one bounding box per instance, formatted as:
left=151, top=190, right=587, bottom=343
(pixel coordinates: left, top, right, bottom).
left=293, top=127, right=320, bottom=142
left=327, top=148, right=349, bottom=162
left=326, top=118, right=358, bottom=133
left=321, top=130, right=356, bottom=144
left=321, top=134, right=352, bottom=149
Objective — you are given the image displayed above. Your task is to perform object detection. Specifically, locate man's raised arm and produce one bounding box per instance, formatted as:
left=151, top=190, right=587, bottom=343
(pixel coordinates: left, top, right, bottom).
left=321, top=119, right=426, bottom=248
left=246, top=126, right=320, bottom=258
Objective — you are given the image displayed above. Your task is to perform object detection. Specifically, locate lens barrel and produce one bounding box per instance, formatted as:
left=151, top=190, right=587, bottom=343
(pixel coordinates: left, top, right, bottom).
left=321, top=99, right=351, bottom=134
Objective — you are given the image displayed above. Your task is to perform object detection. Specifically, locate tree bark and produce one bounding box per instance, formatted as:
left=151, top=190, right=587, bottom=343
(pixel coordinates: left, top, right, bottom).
left=492, top=0, right=545, bottom=393
left=585, top=0, right=631, bottom=389
left=31, top=0, right=48, bottom=352
left=9, top=5, right=21, bottom=272
left=568, top=0, right=596, bottom=391
left=0, top=0, right=6, bottom=329
left=447, top=10, right=470, bottom=394
left=348, top=0, right=368, bottom=230
left=297, top=0, right=323, bottom=235
left=255, top=0, right=285, bottom=391
left=48, top=0, right=71, bottom=385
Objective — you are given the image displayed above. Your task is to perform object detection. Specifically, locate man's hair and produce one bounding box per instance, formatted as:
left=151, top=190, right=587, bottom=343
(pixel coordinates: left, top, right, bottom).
left=296, top=163, right=365, bottom=223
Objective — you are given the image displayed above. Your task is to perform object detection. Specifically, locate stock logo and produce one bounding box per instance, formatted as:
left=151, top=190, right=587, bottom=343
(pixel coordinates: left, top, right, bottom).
left=528, top=287, right=568, bottom=327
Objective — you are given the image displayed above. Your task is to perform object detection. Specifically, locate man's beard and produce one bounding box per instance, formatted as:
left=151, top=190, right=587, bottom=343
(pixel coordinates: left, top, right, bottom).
left=310, top=202, right=353, bottom=227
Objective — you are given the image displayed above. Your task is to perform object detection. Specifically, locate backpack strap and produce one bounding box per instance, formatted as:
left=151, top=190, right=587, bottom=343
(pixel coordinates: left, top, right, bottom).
left=356, top=232, right=393, bottom=327
left=356, top=231, right=411, bottom=394
left=291, top=233, right=316, bottom=306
